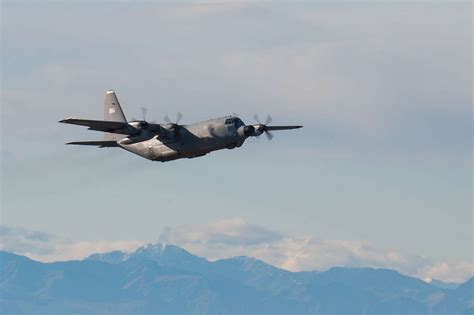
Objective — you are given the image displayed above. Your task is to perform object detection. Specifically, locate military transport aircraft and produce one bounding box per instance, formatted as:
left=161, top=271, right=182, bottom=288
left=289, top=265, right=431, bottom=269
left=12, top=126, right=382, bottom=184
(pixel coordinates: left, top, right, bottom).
left=59, top=90, right=303, bottom=162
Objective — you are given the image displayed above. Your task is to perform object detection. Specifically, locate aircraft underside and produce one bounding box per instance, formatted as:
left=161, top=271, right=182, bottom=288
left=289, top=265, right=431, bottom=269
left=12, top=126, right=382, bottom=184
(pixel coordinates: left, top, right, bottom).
left=119, top=136, right=243, bottom=162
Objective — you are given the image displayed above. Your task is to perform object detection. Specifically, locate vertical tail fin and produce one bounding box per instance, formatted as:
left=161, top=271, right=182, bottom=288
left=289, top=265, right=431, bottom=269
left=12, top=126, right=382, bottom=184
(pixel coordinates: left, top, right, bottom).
left=104, top=90, right=127, bottom=141
left=104, top=90, right=127, bottom=122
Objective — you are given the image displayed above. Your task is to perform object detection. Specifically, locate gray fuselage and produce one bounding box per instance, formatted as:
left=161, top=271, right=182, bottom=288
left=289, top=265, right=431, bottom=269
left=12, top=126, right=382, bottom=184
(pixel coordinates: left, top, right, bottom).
left=119, top=116, right=246, bottom=162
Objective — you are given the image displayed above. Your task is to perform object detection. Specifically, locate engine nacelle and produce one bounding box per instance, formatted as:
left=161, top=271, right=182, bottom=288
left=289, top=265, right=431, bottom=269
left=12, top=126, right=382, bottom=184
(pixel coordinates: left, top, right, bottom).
left=160, top=123, right=181, bottom=140
left=128, top=120, right=149, bottom=130
left=238, top=125, right=256, bottom=137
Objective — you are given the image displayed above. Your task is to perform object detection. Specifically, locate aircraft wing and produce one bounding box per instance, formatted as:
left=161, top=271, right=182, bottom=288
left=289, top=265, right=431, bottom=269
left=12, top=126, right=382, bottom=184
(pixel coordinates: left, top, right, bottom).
left=266, top=125, right=303, bottom=131
left=59, top=118, right=136, bottom=135
left=66, top=141, right=119, bottom=148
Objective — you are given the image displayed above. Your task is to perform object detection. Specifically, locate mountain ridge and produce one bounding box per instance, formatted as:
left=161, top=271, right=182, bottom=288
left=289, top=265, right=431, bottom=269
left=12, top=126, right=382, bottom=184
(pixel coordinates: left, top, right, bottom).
left=1, top=245, right=472, bottom=314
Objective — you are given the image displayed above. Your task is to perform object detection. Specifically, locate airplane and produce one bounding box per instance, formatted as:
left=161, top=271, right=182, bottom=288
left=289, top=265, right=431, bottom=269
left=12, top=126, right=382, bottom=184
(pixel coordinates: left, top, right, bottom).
left=59, top=90, right=303, bottom=162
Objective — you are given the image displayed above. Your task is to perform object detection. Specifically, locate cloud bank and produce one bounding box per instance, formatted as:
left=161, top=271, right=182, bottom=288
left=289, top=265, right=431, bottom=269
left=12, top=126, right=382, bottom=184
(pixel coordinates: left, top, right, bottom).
left=0, top=226, right=144, bottom=262
left=1, top=221, right=472, bottom=283
left=158, top=219, right=473, bottom=283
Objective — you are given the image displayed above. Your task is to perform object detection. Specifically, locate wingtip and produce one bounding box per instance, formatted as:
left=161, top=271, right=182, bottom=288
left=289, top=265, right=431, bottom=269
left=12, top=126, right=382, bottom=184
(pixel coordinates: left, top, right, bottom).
left=59, top=117, right=75, bottom=123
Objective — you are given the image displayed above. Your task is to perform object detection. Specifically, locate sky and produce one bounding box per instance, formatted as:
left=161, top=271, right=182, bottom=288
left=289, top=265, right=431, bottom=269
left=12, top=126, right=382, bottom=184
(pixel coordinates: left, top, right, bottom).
left=1, top=1, right=472, bottom=282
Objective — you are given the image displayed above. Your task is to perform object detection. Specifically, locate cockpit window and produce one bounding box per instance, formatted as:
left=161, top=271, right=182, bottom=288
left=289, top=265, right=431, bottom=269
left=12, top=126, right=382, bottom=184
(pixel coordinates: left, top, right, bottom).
left=234, top=118, right=243, bottom=127
left=225, top=118, right=243, bottom=126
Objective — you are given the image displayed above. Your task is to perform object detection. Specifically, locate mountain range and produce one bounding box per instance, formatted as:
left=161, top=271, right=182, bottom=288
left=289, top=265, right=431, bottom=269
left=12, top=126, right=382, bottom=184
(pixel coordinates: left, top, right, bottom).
left=0, top=243, right=472, bottom=314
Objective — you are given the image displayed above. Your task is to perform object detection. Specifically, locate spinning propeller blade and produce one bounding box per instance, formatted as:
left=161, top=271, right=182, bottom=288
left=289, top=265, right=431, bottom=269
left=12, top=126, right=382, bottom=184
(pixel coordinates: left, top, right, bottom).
left=165, top=112, right=183, bottom=124
left=140, top=107, right=148, bottom=121
left=176, top=112, right=183, bottom=124
left=253, top=114, right=275, bottom=141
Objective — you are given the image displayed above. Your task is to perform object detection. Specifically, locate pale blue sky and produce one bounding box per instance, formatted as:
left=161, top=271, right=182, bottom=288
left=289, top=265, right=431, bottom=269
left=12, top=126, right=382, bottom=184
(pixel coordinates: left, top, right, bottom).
left=1, top=1, right=472, bottom=281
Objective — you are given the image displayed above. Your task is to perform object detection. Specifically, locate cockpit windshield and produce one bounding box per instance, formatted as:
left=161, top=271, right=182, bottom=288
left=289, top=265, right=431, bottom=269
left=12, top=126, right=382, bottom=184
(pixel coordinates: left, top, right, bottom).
left=225, top=117, right=244, bottom=127
left=235, top=118, right=244, bottom=127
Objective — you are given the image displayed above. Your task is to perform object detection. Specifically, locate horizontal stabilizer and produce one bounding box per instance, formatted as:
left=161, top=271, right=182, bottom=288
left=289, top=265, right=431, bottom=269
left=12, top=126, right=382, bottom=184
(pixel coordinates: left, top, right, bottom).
left=59, top=118, right=136, bottom=135
left=66, top=141, right=119, bottom=148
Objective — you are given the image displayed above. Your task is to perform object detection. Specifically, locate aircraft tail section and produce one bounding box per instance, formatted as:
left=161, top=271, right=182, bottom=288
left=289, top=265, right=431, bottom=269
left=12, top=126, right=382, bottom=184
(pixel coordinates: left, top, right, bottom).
left=104, top=90, right=127, bottom=141
left=104, top=90, right=127, bottom=122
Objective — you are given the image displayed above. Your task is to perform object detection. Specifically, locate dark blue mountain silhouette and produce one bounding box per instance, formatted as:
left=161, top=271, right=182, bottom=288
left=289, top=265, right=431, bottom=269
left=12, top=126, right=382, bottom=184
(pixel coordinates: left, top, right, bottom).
left=0, top=244, right=472, bottom=314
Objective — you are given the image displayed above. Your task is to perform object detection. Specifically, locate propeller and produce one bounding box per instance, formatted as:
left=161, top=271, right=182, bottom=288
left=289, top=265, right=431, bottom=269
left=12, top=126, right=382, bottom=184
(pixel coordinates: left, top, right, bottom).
left=164, top=112, right=183, bottom=124
left=253, top=114, right=272, bottom=125
left=253, top=114, right=274, bottom=141
left=163, top=112, right=184, bottom=139
left=132, top=107, right=156, bottom=129
left=140, top=107, right=148, bottom=121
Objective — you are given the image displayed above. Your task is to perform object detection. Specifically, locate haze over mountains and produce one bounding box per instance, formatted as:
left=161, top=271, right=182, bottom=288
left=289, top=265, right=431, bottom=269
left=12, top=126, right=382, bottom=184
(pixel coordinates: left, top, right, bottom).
left=1, top=243, right=472, bottom=314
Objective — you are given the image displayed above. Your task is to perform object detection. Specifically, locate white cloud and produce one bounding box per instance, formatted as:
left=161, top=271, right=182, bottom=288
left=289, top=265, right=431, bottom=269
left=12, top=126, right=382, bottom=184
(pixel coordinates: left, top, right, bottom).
left=0, top=226, right=144, bottom=262
left=157, top=219, right=473, bottom=283
left=159, top=218, right=283, bottom=245
left=419, top=262, right=474, bottom=284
